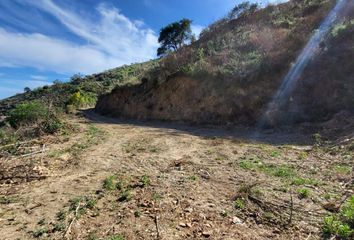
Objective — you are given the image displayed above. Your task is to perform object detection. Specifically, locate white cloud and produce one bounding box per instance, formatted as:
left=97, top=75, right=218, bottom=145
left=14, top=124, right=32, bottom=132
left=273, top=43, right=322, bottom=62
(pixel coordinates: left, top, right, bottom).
left=30, top=75, right=48, bottom=81
left=191, top=24, right=205, bottom=39
left=0, top=0, right=159, bottom=75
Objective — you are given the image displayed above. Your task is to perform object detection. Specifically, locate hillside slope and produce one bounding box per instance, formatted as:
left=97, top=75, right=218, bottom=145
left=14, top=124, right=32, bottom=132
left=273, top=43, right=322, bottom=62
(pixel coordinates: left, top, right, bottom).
left=96, top=0, right=354, bottom=126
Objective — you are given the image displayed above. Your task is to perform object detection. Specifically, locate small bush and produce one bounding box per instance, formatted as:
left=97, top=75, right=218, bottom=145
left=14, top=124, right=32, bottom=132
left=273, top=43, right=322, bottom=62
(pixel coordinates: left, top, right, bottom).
left=103, top=176, right=116, bottom=191
left=297, top=188, right=310, bottom=199
left=0, top=129, right=18, bottom=146
left=8, top=101, right=62, bottom=134
left=234, top=198, right=246, bottom=209
left=139, top=175, right=151, bottom=187
left=323, top=195, right=354, bottom=239
left=67, top=91, right=97, bottom=109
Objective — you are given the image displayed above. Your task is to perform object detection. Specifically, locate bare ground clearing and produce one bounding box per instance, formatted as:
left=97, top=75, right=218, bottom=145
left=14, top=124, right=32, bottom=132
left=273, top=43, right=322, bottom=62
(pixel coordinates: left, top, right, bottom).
left=0, top=111, right=353, bottom=240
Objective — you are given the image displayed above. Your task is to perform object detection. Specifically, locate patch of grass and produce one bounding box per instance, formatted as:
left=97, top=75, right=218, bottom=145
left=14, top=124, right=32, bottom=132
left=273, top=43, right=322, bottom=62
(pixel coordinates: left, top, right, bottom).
left=86, top=198, right=97, bottom=210
left=33, top=227, right=48, bottom=238
left=105, top=234, right=125, bottom=240
left=118, top=190, right=131, bottom=202
left=297, top=188, right=310, bottom=199
left=37, top=218, right=45, bottom=226
left=292, top=177, right=319, bottom=186
left=139, top=175, right=151, bottom=187
left=234, top=198, right=246, bottom=210
left=333, top=165, right=352, bottom=175
left=103, top=175, right=116, bottom=191
left=0, top=195, right=18, bottom=204
left=260, top=164, right=296, bottom=178
left=298, top=151, right=308, bottom=160
left=56, top=210, right=66, bottom=221
left=152, top=192, right=162, bottom=201
left=53, top=222, right=66, bottom=232
left=313, top=133, right=322, bottom=145
left=188, top=175, right=199, bottom=181
left=134, top=210, right=142, bottom=218
left=270, top=151, right=281, bottom=158
left=323, top=215, right=353, bottom=239
left=239, top=160, right=257, bottom=170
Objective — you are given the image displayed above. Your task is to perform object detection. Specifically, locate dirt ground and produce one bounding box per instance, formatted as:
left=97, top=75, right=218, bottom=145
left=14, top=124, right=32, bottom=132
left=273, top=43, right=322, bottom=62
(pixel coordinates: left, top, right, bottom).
left=0, top=111, right=353, bottom=240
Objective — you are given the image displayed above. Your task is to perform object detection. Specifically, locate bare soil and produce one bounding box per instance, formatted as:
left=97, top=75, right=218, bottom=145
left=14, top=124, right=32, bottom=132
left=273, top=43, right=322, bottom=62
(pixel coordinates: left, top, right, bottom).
left=0, top=111, right=353, bottom=240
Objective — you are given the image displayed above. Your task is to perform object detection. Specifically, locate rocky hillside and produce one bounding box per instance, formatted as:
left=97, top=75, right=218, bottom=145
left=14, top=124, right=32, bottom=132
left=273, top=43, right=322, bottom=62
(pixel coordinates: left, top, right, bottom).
left=96, top=0, right=354, bottom=126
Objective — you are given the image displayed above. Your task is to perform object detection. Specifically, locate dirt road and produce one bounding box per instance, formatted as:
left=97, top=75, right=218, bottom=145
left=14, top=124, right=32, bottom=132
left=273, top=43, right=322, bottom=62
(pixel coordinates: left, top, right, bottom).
left=0, top=111, right=352, bottom=239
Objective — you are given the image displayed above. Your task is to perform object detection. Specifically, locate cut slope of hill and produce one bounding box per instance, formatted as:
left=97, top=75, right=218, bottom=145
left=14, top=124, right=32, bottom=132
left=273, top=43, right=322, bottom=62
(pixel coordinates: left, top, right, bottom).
left=96, top=0, right=354, bottom=126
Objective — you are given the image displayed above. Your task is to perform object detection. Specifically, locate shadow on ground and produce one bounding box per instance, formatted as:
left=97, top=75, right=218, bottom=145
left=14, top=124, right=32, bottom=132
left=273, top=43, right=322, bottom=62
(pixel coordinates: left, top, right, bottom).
left=82, top=109, right=318, bottom=146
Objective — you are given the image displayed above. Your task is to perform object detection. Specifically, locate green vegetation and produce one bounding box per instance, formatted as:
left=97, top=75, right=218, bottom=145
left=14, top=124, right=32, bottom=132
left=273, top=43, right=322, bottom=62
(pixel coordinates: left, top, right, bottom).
left=103, top=175, right=116, bottom=191
left=297, top=188, right=310, bottom=199
left=139, top=175, right=151, bottom=187
left=105, top=234, right=125, bottom=240
left=234, top=198, right=246, bottom=210
left=157, top=18, right=193, bottom=56
left=8, top=101, right=62, bottom=134
left=32, top=227, right=48, bottom=238
left=323, top=196, right=354, bottom=239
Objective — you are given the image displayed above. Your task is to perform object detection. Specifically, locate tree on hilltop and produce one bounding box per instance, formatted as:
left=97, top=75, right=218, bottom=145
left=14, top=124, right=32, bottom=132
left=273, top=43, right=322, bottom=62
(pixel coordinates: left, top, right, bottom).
left=157, top=18, right=193, bottom=57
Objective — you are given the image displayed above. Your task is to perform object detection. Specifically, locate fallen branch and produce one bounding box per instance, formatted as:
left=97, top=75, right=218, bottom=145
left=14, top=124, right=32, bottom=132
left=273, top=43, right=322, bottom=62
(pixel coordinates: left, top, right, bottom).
left=19, top=149, right=47, bottom=158
left=288, top=191, right=294, bottom=226
left=154, top=214, right=160, bottom=240
left=0, top=139, right=40, bottom=150
left=64, top=200, right=81, bottom=239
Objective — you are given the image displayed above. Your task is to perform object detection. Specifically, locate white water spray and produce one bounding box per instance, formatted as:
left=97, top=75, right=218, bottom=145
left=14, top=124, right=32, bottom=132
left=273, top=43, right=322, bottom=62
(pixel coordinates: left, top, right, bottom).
left=257, top=0, right=349, bottom=129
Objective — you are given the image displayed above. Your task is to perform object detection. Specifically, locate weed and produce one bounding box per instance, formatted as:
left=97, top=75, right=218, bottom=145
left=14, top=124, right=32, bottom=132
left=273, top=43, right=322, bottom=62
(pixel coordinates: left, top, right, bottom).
left=323, top=215, right=353, bottom=239
left=270, top=151, right=281, bottom=158
left=103, top=176, right=116, bottom=191
left=37, top=218, right=45, bottom=226
left=292, top=177, right=319, bottom=186
left=52, top=222, right=66, bottom=232
left=152, top=192, right=162, bottom=201
left=134, top=210, right=142, bottom=218
left=88, top=232, right=99, bottom=240
left=297, top=188, right=310, bottom=199
left=0, top=196, right=18, bottom=204
left=56, top=210, right=66, bottom=221
left=298, top=152, right=308, bottom=160
left=86, top=198, right=97, bottom=210
left=239, top=161, right=256, bottom=170
left=334, top=165, right=352, bottom=175
left=105, top=234, right=125, bottom=240
left=139, top=175, right=151, bottom=187
left=33, top=227, right=48, bottom=238
left=118, top=190, right=131, bottom=202
left=260, top=165, right=295, bottom=178
left=234, top=198, right=246, bottom=210
left=313, top=133, right=322, bottom=144
left=189, top=175, right=199, bottom=181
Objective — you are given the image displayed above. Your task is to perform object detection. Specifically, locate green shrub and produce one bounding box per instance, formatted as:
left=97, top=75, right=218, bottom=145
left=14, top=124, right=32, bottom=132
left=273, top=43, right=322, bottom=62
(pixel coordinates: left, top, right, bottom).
left=103, top=176, right=116, bottom=191
left=0, top=129, right=18, bottom=146
left=323, top=196, right=354, bottom=239
left=297, top=188, right=310, bottom=199
left=234, top=198, right=246, bottom=209
left=8, top=101, right=62, bottom=134
left=67, top=91, right=97, bottom=109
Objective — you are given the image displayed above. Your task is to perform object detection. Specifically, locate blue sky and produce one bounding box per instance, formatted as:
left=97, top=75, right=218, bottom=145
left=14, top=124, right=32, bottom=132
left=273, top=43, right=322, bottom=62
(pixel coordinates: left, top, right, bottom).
left=0, top=0, right=286, bottom=99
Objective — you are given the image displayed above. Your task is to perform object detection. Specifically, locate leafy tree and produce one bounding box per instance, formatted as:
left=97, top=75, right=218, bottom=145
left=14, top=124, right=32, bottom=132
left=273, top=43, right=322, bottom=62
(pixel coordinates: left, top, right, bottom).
left=24, top=87, right=31, bottom=93
left=157, top=18, right=193, bottom=57
left=228, top=2, right=259, bottom=20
